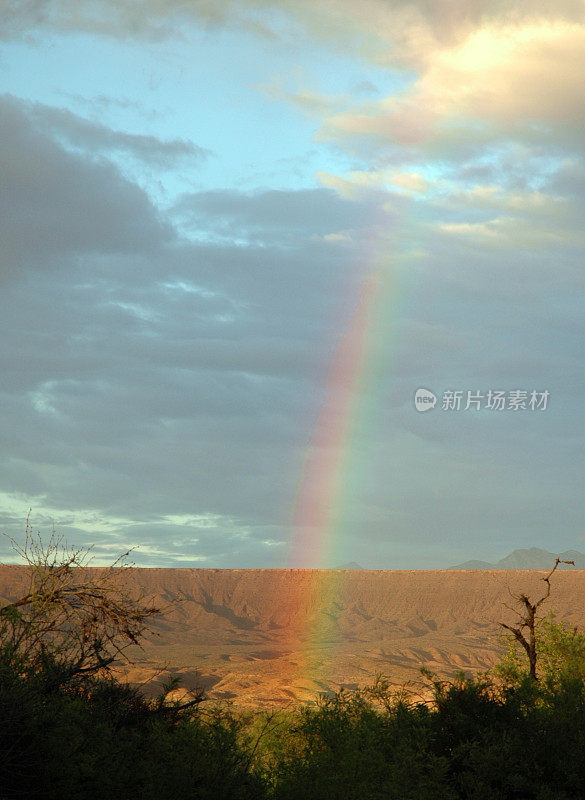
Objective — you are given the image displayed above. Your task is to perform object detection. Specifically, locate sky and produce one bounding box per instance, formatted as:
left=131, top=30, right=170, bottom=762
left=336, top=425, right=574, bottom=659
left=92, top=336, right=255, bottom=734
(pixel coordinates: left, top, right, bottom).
left=0, top=0, right=584, bottom=568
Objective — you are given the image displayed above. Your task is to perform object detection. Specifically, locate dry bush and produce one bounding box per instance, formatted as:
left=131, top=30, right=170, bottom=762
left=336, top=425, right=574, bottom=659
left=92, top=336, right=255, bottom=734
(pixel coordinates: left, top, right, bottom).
left=0, top=515, right=161, bottom=683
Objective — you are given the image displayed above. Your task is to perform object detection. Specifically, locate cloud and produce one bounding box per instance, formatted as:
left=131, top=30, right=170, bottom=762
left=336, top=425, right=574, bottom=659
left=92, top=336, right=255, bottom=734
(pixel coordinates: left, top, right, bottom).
left=0, top=1, right=567, bottom=54
left=313, top=16, right=585, bottom=169
left=0, top=94, right=174, bottom=277
left=172, top=187, right=383, bottom=244
left=28, top=102, right=212, bottom=167
left=0, top=0, right=268, bottom=41
left=5, top=0, right=585, bottom=54
left=317, top=168, right=429, bottom=198
left=259, top=82, right=352, bottom=117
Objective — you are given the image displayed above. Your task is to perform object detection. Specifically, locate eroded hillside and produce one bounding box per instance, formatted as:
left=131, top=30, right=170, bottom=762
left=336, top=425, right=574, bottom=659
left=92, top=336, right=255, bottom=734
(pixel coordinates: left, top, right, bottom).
left=2, top=567, right=584, bottom=706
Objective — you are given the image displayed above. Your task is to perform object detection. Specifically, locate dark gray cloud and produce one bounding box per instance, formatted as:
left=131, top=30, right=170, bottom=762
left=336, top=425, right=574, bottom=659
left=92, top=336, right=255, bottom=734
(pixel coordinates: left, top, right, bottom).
left=0, top=94, right=174, bottom=276
left=172, top=187, right=382, bottom=242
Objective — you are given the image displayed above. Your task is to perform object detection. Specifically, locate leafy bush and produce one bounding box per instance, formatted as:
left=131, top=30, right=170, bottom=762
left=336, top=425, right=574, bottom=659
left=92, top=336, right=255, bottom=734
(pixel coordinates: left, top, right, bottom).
left=0, top=651, right=268, bottom=800
left=267, top=667, right=585, bottom=800
left=271, top=685, right=455, bottom=800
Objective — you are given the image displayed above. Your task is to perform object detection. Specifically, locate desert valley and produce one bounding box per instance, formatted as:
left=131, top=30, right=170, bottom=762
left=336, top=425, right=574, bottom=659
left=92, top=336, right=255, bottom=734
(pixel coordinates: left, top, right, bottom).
left=2, top=565, right=583, bottom=707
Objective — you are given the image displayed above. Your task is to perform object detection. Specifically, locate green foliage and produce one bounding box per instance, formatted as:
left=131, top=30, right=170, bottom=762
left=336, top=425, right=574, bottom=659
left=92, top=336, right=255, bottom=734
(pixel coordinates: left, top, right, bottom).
left=271, top=687, right=455, bottom=800
left=265, top=666, right=585, bottom=800
left=0, top=651, right=268, bottom=800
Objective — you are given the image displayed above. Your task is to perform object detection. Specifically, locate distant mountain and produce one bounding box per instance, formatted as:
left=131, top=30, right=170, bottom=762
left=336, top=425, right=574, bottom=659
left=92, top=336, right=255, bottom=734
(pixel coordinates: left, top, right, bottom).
left=450, top=559, right=494, bottom=570
left=450, top=547, right=585, bottom=570
left=334, top=561, right=365, bottom=570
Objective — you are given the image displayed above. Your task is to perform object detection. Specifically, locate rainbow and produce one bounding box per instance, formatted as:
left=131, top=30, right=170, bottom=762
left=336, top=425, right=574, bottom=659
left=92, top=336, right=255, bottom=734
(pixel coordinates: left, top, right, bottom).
left=288, top=259, right=395, bottom=570
left=286, top=250, right=401, bottom=691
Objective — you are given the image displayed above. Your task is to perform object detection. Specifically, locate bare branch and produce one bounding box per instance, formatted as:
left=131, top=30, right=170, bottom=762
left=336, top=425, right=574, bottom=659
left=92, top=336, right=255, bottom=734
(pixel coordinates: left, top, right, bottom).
left=499, top=557, right=575, bottom=680
left=535, top=558, right=575, bottom=611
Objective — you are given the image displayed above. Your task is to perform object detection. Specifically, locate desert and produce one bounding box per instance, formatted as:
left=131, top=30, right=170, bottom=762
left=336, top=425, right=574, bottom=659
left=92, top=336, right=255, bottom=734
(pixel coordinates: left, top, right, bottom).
left=2, top=565, right=583, bottom=707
